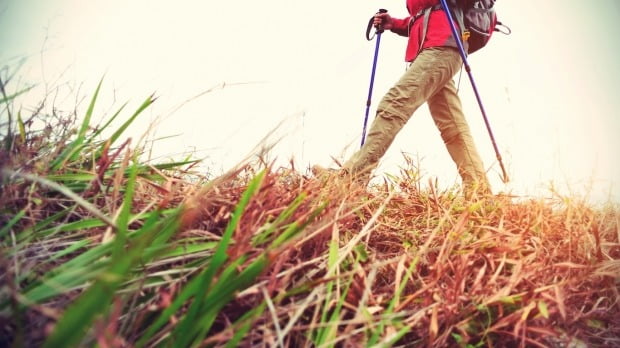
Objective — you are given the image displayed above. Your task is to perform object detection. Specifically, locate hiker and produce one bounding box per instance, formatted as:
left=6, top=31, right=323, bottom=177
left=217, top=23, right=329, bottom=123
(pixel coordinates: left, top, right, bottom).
left=342, top=1, right=492, bottom=197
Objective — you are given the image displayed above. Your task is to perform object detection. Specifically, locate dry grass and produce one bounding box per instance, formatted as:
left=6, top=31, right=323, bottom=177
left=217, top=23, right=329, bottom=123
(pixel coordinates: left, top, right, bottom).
left=181, top=169, right=620, bottom=347
left=4, top=159, right=618, bottom=347
left=1, top=76, right=619, bottom=347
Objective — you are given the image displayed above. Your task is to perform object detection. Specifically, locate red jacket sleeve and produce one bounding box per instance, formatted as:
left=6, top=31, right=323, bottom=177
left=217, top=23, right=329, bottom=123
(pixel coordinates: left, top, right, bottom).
left=391, top=17, right=412, bottom=37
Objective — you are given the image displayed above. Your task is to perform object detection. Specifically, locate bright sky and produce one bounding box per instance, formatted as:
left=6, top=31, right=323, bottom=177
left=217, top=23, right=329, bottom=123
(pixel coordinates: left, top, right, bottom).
left=2, top=0, right=619, bottom=203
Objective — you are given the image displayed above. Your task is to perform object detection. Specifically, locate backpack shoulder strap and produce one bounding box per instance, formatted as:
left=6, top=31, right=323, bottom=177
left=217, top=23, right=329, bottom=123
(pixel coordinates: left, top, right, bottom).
left=417, top=4, right=443, bottom=53
left=418, top=7, right=432, bottom=53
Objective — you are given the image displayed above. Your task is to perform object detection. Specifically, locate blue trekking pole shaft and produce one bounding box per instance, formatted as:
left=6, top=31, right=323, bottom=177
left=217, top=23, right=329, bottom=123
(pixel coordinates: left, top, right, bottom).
left=439, top=0, right=509, bottom=183
left=361, top=32, right=382, bottom=147
left=361, top=8, right=388, bottom=147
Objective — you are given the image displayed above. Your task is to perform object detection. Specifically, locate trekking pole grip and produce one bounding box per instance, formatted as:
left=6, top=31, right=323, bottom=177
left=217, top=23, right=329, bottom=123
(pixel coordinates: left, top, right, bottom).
left=376, top=8, right=388, bottom=33
left=366, top=9, right=388, bottom=40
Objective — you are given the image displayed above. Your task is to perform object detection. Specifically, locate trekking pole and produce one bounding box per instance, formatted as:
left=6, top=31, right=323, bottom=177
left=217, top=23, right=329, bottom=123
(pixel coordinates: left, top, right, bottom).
left=361, top=9, right=388, bottom=148
left=439, top=0, right=509, bottom=183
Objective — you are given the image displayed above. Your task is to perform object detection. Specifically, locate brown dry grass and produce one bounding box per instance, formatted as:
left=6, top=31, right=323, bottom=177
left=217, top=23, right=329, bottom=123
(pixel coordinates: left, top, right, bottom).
left=140, top=164, right=620, bottom=347
left=1, top=75, right=618, bottom=346
left=2, top=153, right=619, bottom=347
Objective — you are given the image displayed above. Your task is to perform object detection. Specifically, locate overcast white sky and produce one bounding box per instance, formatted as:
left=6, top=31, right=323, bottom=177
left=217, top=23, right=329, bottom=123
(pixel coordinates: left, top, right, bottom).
left=2, top=0, right=619, bottom=203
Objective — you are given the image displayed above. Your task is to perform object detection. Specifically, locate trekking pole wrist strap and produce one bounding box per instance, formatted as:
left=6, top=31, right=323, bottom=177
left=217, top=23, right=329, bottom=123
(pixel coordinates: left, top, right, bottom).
left=366, top=8, right=388, bottom=41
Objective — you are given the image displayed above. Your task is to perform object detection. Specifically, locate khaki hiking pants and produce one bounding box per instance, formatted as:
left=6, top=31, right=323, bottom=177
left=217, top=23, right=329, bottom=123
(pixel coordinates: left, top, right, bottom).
left=343, top=47, right=491, bottom=195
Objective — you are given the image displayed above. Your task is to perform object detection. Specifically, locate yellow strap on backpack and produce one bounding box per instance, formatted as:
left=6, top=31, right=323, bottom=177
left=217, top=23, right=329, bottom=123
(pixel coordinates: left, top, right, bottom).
left=462, top=30, right=471, bottom=42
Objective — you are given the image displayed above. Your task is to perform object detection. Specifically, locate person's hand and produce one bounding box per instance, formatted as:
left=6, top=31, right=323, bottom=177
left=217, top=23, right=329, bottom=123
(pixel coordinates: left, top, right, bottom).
left=373, top=12, right=393, bottom=31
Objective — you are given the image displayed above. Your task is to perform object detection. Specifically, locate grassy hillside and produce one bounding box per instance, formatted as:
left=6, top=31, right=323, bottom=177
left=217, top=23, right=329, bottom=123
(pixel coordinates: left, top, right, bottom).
left=1, top=78, right=619, bottom=347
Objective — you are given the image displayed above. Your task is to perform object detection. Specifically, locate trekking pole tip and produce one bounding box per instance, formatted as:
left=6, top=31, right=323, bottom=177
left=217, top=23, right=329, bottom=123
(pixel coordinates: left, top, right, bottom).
left=499, top=163, right=509, bottom=183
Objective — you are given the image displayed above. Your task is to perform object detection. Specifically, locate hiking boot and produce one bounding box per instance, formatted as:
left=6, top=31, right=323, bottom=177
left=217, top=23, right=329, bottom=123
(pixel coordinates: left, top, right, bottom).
left=311, top=165, right=338, bottom=178
left=311, top=165, right=370, bottom=188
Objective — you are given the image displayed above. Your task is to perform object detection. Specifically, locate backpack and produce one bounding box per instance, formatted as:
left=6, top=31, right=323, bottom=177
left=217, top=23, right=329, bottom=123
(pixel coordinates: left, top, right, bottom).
left=448, top=0, right=510, bottom=54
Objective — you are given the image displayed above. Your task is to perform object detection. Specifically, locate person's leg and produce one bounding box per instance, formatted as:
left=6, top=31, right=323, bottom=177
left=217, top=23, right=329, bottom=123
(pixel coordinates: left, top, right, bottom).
left=343, top=48, right=463, bottom=184
left=427, top=79, right=491, bottom=196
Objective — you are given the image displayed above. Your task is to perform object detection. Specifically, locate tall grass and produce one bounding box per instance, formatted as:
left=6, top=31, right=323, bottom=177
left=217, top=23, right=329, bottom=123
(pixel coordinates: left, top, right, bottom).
left=1, top=69, right=619, bottom=347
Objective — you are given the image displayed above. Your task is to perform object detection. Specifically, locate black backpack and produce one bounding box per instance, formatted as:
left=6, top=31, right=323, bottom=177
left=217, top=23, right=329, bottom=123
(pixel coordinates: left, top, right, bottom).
left=448, top=0, right=510, bottom=54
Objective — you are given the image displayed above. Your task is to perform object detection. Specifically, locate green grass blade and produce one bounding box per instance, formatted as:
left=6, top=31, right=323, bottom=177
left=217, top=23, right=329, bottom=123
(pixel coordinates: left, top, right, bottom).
left=316, top=239, right=339, bottom=346
left=189, top=254, right=270, bottom=347
left=369, top=325, right=411, bottom=348
left=135, top=267, right=205, bottom=347
left=106, top=94, right=156, bottom=147
left=65, top=76, right=103, bottom=164
left=50, top=78, right=103, bottom=171
left=321, top=276, right=354, bottom=347
left=19, top=185, right=146, bottom=306
left=78, top=78, right=103, bottom=141
left=0, top=85, right=33, bottom=104
left=225, top=302, right=267, bottom=348
left=42, top=162, right=164, bottom=348
left=171, top=170, right=266, bottom=346
left=42, top=262, right=131, bottom=347
left=47, top=240, right=91, bottom=263
left=20, top=242, right=111, bottom=293
left=0, top=207, right=25, bottom=239
left=113, top=162, right=138, bottom=258
left=270, top=200, right=327, bottom=250
left=34, top=218, right=106, bottom=238
left=46, top=173, right=96, bottom=182
left=149, top=160, right=200, bottom=171
left=87, top=101, right=128, bottom=142
left=19, top=209, right=162, bottom=293
left=20, top=263, right=108, bottom=306
left=17, top=110, right=26, bottom=143
left=42, top=208, right=182, bottom=348
left=252, top=192, right=306, bottom=246
left=368, top=255, right=418, bottom=346
left=177, top=259, right=248, bottom=347
left=28, top=209, right=70, bottom=233
left=156, top=241, right=217, bottom=259
left=1, top=169, right=116, bottom=228
left=10, top=239, right=92, bottom=295
left=197, top=168, right=264, bottom=276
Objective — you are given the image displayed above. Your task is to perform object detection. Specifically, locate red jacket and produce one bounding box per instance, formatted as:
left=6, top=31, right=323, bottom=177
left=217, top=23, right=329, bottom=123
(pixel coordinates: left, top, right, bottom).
left=390, top=0, right=457, bottom=62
